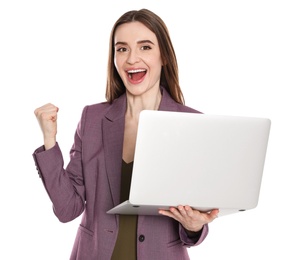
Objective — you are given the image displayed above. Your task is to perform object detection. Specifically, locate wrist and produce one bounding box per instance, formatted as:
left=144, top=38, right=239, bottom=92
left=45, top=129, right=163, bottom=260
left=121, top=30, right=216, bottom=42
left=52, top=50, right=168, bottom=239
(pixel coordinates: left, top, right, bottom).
left=44, top=138, right=56, bottom=150
left=184, top=226, right=203, bottom=238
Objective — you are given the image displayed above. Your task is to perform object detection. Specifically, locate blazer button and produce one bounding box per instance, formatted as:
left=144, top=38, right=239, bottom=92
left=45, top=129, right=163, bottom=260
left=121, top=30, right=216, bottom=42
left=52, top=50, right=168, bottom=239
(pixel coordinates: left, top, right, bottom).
left=139, top=234, right=145, bottom=242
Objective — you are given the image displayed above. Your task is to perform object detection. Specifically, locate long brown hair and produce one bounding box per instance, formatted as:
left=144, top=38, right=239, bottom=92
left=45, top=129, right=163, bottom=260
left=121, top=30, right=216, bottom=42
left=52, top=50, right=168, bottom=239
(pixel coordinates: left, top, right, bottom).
left=105, top=9, right=184, bottom=104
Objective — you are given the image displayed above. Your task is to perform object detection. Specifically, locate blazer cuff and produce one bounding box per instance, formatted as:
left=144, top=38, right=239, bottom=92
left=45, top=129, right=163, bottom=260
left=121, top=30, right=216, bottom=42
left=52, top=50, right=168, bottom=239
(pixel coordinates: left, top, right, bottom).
left=179, top=223, right=209, bottom=247
left=32, top=142, right=62, bottom=178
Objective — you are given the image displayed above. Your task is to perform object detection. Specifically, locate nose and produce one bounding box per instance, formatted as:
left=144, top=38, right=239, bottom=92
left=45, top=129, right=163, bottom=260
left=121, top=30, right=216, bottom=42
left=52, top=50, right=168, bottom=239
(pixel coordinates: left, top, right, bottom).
left=126, top=50, right=140, bottom=64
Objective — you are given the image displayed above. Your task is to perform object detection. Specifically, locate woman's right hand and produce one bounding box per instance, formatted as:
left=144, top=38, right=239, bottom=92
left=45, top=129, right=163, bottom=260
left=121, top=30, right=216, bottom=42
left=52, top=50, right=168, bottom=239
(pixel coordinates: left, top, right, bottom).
left=34, top=103, right=59, bottom=150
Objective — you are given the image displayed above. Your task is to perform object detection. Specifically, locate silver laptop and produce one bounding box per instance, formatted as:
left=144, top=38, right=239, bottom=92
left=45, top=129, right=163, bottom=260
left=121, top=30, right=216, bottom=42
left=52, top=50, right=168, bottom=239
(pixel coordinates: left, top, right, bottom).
left=107, top=110, right=271, bottom=217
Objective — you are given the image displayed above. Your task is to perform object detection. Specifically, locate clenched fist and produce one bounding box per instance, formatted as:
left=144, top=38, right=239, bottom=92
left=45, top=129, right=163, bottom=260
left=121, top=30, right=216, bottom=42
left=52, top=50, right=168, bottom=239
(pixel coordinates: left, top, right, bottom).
left=34, top=103, right=59, bottom=150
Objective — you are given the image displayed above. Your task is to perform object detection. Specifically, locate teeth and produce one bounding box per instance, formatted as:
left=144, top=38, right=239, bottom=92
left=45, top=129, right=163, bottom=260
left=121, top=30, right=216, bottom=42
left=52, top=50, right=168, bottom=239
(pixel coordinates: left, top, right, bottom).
left=127, top=69, right=146, bottom=73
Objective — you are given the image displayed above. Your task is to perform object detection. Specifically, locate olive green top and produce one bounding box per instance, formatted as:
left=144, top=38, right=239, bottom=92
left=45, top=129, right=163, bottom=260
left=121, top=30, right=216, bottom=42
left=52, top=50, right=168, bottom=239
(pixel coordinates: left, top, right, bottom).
left=111, top=160, right=137, bottom=260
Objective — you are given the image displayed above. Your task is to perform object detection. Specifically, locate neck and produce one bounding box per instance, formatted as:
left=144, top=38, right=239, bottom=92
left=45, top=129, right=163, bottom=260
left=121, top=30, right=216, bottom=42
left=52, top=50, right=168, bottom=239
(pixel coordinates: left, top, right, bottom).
left=125, top=88, right=162, bottom=121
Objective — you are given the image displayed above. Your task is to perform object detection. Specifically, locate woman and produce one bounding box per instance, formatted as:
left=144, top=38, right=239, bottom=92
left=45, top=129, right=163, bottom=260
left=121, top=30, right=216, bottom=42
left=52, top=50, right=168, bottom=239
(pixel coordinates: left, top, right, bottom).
left=33, top=8, right=219, bottom=260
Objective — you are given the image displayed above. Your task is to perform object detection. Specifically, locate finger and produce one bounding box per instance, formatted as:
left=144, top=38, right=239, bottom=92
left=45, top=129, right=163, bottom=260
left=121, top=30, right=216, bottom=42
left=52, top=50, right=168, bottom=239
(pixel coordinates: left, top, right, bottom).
left=177, top=205, right=188, bottom=217
left=158, top=208, right=179, bottom=221
left=159, top=207, right=183, bottom=220
left=183, top=205, right=195, bottom=217
left=206, top=209, right=219, bottom=221
left=41, top=111, right=57, bottom=123
left=34, top=103, right=59, bottom=117
left=37, top=108, right=59, bottom=124
left=210, top=209, right=219, bottom=218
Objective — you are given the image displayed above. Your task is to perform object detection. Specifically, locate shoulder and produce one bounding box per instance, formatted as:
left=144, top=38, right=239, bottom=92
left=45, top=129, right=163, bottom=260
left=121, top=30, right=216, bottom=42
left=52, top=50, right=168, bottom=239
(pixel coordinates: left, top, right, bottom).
left=81, top=93, right=127, bottom=120
left=77, top=94, right=126, bottom=135
left=81, top=101, right=111, bottom=119
left=174, top=103, right=203, bottom=114
left=160, top=87, right=203, bottom=114
left=75, top=102, right=111, bottom=136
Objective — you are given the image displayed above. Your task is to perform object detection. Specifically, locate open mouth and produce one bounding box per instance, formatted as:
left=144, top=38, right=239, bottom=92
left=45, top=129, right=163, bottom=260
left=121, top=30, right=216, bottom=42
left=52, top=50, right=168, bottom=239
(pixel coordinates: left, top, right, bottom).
left=127, top=69, right=147, bottom=82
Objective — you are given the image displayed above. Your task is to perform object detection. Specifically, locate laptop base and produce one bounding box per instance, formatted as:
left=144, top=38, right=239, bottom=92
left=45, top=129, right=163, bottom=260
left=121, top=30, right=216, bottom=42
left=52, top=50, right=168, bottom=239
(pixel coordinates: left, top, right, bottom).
left=106, top=201, right=245, bottom=217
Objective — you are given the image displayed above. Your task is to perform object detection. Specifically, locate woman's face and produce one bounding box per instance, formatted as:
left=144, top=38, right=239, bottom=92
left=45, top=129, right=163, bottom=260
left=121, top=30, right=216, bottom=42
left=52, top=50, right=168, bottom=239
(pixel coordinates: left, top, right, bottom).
left=114, top=21, right=163, bottom=97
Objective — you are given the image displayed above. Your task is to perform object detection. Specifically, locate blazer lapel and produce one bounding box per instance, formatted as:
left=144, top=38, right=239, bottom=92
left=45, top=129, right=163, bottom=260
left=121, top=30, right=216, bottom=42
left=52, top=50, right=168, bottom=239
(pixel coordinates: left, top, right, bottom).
left=102, top=88, right=177, bottom=208
left=102, top=95, right=127, bottom=207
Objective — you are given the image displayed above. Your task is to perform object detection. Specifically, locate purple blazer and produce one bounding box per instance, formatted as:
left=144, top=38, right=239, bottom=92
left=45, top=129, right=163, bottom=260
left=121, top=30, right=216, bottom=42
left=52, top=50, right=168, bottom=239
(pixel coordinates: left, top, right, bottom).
left=33, top=88, right=209, bottom=260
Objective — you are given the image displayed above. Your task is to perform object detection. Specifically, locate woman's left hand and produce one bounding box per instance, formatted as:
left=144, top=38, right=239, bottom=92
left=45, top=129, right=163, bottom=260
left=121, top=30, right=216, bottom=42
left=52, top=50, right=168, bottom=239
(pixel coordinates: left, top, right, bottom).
left=158, top=205, right=219, bottom=232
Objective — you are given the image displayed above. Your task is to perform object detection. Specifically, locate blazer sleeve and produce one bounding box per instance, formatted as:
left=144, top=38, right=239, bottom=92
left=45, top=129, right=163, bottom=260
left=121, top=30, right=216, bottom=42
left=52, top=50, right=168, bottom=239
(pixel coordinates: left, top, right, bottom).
left=179, top=223, right=209, bottom=247
left=32, top=108, right=88, bottom=223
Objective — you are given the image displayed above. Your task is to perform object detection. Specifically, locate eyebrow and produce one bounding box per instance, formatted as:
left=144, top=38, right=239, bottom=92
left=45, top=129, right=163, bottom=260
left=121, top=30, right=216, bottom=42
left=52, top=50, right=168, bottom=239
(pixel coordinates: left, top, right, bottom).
left=114, top=40, right=155, bottom=46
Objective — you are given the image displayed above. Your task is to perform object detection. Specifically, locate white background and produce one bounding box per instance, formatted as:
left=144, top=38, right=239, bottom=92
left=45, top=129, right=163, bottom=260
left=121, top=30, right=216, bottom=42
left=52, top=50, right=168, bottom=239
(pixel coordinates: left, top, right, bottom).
left=1, top=0, right=299, bottom=259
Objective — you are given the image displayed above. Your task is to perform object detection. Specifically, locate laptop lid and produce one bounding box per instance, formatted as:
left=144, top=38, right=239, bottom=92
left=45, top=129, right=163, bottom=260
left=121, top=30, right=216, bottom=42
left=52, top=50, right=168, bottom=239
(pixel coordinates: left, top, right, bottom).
left=107, top=110, right=271, bottom=216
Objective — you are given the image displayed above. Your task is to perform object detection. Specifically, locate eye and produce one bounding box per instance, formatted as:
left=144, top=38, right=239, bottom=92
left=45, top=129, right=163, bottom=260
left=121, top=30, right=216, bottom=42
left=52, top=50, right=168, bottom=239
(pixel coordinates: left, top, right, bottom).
left=116, top=47, right=127, bottom=52
left=141, top=45, right=152, bottom=51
